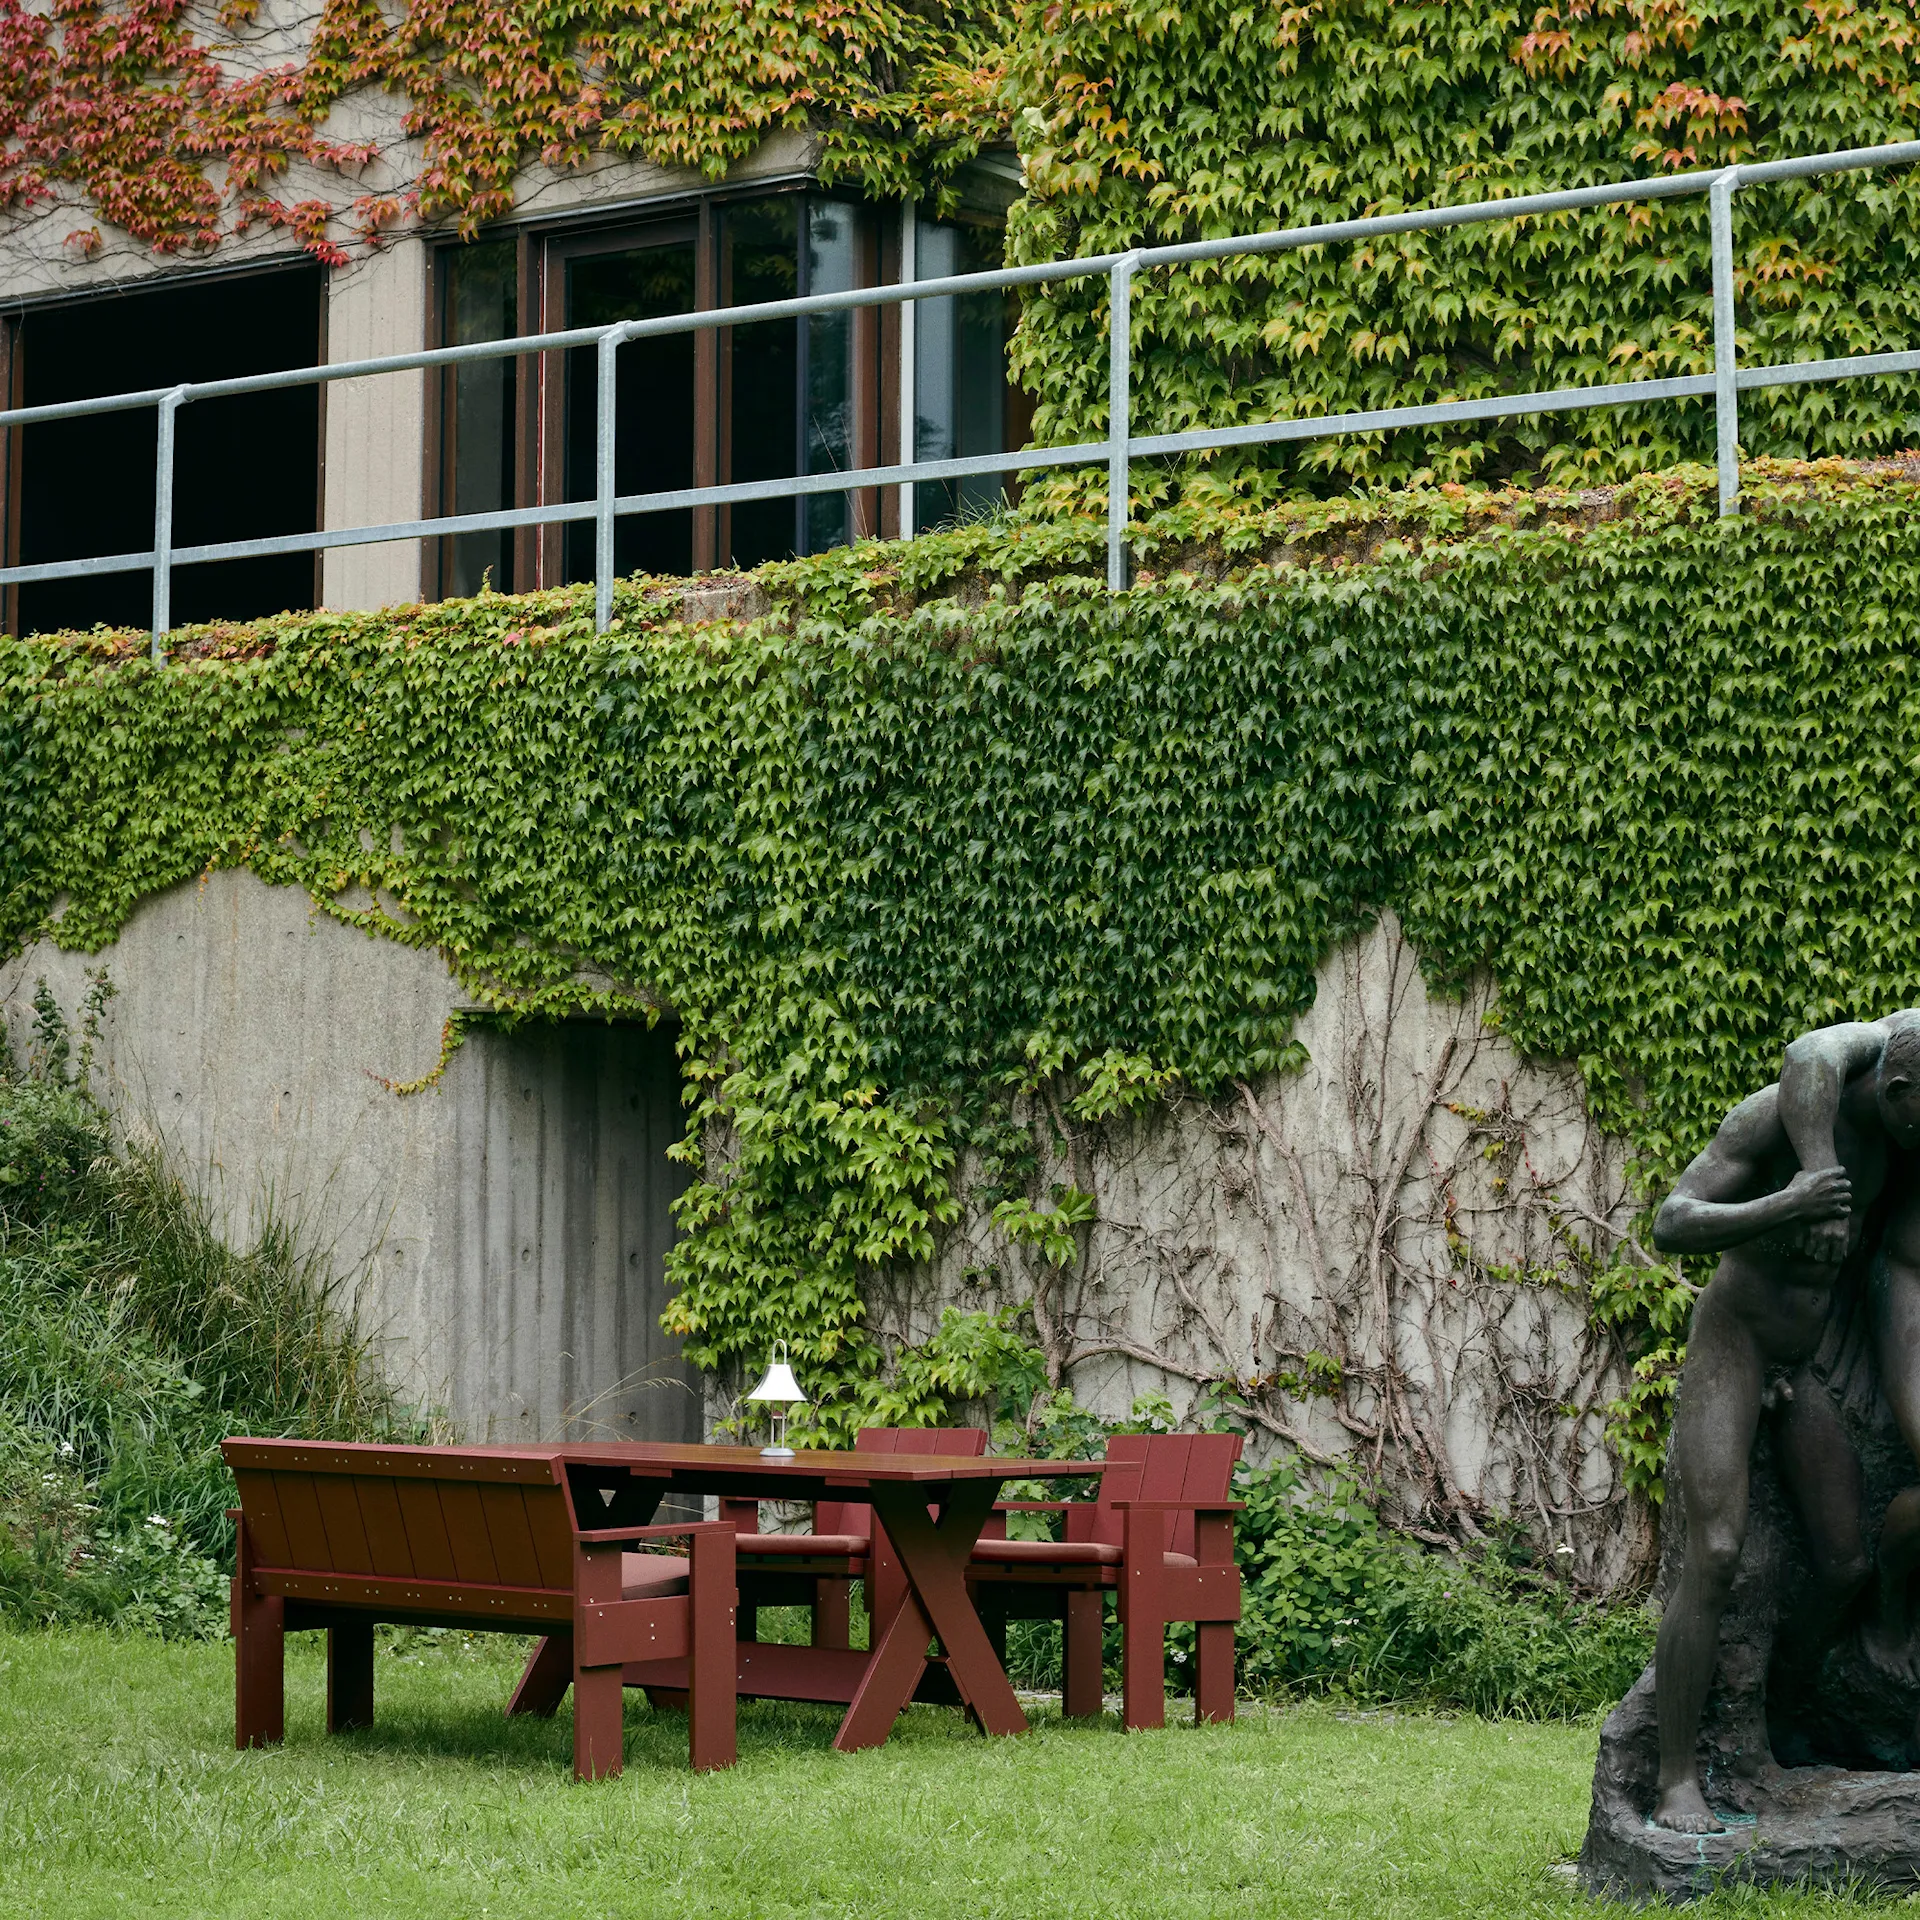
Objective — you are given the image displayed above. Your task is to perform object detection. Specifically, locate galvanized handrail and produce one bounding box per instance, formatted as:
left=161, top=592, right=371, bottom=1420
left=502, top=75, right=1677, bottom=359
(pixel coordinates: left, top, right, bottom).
left=3, top=136, right=1919, bottom=660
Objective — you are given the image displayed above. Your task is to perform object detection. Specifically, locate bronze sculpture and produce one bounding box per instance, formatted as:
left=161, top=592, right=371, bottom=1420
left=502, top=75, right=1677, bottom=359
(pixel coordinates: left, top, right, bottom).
left=1649, top=1013, right=1920, bottom=1833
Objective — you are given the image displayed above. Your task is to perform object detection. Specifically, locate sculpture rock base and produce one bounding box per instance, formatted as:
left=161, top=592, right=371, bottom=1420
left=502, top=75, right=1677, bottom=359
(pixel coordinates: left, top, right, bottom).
left=1582, top=1668, right=1920, bottom=1899
left=1582, top=1286, right=1920, bottom=1899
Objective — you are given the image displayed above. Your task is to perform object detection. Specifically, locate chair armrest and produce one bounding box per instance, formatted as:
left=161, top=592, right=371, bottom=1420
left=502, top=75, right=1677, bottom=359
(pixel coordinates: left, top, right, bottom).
left=575, top=1520, right=736, bottom=1546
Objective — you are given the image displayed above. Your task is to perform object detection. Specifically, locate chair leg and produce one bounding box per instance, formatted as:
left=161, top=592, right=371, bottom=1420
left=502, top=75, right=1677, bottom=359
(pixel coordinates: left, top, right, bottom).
left=327, top=1623, right=375, bottom=1733
left=813, top=1578, right=852, bottom=1651
left=572, top=1661, right=624, bottom=1781
left=507, top=1634, right=573, bottom=1718
left=1196, top=1621, right=1235, bottom=1725
left=1062, top=1592, right=1104, bottom=1719
left=233, top=1578, right=284, bottom=1749
left=1121, top=1509, right=1166, bottom=1731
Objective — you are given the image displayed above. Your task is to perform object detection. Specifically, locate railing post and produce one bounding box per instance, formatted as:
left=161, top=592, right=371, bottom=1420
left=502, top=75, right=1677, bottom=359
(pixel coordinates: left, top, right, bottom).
left=1710, top=168, right=1742, bottom=517
left=898, top=200, right=917, bottom=540
left=594, top=327, right=621, bottom=632
left=1107, top=253, right=1141, bottom=592
left=151, top=385, right=187, bottom=661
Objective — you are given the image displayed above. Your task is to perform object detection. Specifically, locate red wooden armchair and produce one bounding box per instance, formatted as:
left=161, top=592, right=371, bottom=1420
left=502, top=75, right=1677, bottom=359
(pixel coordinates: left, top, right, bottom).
left=726, top=1425, right=988, bottom=1648
left=967, top=1431, right=1243, bottom=1729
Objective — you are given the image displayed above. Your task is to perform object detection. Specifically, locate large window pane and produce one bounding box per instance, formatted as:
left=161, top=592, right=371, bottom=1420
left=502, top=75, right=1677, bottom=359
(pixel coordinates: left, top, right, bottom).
left=445, top=239, right=517, bottom=598
left=803, top=200, right=857, bottom=557
left=914, top=219, right=1010, bottom=533
left=724, top=198, right=800, bottom=569
left=564, top=240, right=698, bottom=581
left=16, top=266, right=322, bottom=635
left=725, top=195, right=860, bottom=568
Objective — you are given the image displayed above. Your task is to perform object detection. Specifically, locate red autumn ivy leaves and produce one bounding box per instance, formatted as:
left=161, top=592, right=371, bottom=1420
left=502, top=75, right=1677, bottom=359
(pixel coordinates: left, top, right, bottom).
left=0, top=0, right=1007, bottom=264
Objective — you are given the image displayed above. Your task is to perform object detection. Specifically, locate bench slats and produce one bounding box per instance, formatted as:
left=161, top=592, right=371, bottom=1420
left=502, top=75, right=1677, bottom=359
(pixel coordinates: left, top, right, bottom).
left=354, top=1475, right=416, bottom=1578
left=478, top=1485, right=543, bottom=1590
left=315, top=1474, right=375, bottom=1574
left=437, top=1482, right=500, bottom=1586
left=395, top=1479, right=459, bottom=1580
left=232, top=1469, right=292, bottom=1566
left=528, top=1494, right=574, bottom=1589
left=273, top=1471, right=332, bottom=1570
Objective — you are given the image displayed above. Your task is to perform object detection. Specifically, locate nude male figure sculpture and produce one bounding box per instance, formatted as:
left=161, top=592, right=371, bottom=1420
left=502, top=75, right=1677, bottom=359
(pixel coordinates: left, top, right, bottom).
left=1646, top=1021, right=1920, bottom=1832
left=1777, top=1014, right=1920, bottom=1667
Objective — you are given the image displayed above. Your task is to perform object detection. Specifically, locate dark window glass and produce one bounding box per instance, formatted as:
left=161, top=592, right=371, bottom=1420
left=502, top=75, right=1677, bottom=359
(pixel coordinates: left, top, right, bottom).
left=913, top=219, right=1010, bottom=533
left=724, top=198, right=800, bottom=569
left=724, top=196, right=859, bottom=567
left=15, top=266, right=323, bottom=636
left=803, top=199, right=858, bottom=558
left=563, top=238, right=698, bottom=582
left=445, top=239, right=517, bottom=598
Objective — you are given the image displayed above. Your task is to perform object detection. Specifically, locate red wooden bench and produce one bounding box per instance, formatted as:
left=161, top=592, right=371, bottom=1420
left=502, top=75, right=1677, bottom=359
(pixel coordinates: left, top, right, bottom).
left=969, top=1431, right=1244, bottom=1728
left=223, top=1438, right=738, bottom=1778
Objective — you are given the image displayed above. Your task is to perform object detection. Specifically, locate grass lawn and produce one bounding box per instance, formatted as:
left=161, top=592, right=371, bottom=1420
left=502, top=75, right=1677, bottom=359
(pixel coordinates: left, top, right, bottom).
left=0, top=1626, right=1901, bottom=1919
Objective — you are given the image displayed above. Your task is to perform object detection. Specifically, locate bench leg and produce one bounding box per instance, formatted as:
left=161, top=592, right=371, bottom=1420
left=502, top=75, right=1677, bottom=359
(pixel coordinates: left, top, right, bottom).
left=327, top=1623, right=375, bottom=1734
left=231, top=1516, right=284, bottom=1750
left=234, top=1585, right=285, bottom=1749
left=572, top=1662, right=624, bottom=1781
left=507, top=1634, right=573, bottom=1718
left=813, top=1577, right=851, bottom=1651
left=1196, top=1621, right=1235, bottom=1725
left=688, top=1524, right=737, bottom=1771
left=1062, top=1591, right=1104, bottom=1720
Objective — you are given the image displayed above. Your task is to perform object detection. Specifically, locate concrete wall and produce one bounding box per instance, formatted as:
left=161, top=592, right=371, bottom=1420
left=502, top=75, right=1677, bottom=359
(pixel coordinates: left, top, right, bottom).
left=865, top=913, right=1648, bottom=1589
left=0, top=871, right=702, bottom=1445
left=5, top=873, right=1647, bottom=1583
left=323, top=238, right=430, bottom=611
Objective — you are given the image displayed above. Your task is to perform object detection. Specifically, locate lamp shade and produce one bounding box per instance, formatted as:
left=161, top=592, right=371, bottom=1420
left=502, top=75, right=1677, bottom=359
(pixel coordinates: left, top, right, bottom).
left=746, top=1340, right=807, bottom=1407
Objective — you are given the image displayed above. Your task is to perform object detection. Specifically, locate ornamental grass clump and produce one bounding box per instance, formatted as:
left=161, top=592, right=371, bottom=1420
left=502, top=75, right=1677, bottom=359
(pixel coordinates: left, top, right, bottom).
left=0, top=988, right=420, bottom=1635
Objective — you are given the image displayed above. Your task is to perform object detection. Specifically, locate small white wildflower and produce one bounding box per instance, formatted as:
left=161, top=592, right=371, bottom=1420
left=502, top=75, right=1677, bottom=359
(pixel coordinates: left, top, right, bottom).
left=145, top=1514, right=169, bottom=1529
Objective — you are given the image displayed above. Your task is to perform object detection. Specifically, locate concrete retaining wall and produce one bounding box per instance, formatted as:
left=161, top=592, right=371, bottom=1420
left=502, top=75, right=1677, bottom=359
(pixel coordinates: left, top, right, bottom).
left=0, top=870, right=701, bottom=1444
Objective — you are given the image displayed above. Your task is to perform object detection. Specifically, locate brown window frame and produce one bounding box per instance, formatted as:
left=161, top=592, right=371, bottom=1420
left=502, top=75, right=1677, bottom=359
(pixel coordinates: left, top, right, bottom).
left=432, top=185, right=909, bottom=592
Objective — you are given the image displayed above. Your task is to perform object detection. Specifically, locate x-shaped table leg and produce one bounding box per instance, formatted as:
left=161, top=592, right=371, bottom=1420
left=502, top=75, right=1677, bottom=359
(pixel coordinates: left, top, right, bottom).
left=834, top=1478, right=1026, bottom=1751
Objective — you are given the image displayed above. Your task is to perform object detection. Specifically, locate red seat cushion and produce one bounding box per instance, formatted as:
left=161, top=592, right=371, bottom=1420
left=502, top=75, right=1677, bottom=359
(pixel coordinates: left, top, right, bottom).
left=621, top=1552, right=691, bottom=1599
left=970, top=1538, right=1122, bottom=1567
left=969, top=1540, right=1200, bottom=1571
left=733, top=1533, right=869, bottom=1559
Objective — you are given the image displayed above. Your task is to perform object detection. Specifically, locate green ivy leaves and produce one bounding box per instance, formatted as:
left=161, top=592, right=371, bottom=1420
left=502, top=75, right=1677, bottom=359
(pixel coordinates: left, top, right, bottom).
left=5, top=466, right=1918, bottom=1464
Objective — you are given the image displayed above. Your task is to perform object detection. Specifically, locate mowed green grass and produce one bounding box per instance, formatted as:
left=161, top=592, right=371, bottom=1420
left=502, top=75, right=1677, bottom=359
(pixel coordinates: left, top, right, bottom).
left=0, top=1627, right=1897, bottom=1920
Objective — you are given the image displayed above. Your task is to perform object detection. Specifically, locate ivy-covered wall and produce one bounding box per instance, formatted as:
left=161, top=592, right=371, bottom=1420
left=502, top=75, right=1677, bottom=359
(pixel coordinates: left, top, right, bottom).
left=4, top=463, right=1918, bottom=1511
left=1009, top=0, right=1920, bottom=493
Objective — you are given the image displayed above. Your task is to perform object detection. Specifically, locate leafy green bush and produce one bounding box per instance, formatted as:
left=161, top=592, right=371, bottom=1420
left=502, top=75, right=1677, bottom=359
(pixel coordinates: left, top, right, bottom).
left=1232, top=1463, right=1653, bottom=1717
left=994, top=1385, right=1653, bottom=1718
left=0, top=998, right=420, bottom=1635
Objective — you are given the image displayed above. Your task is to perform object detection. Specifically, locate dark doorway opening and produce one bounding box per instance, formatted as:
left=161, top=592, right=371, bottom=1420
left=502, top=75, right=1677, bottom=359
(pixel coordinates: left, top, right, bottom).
left=9, top=265, right=324, bottom=636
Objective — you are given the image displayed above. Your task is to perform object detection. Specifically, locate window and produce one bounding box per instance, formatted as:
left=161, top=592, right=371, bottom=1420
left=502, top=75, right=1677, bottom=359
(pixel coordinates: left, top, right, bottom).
left=432, top=176, right=1025, bottom=595
left=912, top=216, right=1019, bottom=533
left=3, top=265, right=324, bottom=636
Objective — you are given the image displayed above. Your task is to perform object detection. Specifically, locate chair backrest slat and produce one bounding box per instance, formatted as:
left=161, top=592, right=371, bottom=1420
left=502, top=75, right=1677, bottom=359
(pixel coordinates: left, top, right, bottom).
left=1094, top=1432, right=1243, bottom=1555
left=816, top=1426, right=987, bottom=1535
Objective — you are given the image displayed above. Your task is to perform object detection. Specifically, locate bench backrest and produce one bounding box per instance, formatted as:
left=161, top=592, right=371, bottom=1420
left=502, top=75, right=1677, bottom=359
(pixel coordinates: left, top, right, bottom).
left=814, top=1425, right=988, bottom=1535
left=226, top=1442, right=576, bottom=1593
left=1090, top=1432, right=1244, bottom=1556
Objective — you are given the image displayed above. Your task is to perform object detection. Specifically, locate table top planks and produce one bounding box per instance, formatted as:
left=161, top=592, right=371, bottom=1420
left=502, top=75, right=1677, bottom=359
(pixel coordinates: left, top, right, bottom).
left=224, top=1436, right=1105, bottom=1486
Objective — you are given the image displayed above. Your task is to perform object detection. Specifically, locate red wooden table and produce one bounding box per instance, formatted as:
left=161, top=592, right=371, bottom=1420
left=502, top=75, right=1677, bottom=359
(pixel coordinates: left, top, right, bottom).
left=536, top=1442, right=1104, bottom=1751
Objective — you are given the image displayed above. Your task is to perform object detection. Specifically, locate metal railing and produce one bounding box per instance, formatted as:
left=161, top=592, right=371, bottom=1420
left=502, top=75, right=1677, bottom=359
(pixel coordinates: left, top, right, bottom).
left=6, top=137, right=1920, bottom=662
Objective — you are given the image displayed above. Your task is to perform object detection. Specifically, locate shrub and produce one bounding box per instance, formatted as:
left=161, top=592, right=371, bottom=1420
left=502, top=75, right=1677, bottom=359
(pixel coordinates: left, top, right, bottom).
left=0, top=994, right=421, bottom=1634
